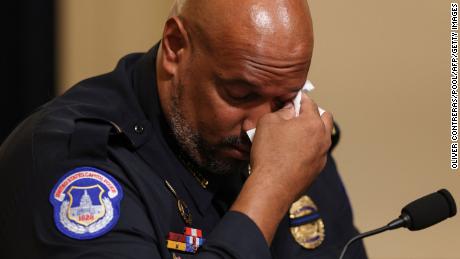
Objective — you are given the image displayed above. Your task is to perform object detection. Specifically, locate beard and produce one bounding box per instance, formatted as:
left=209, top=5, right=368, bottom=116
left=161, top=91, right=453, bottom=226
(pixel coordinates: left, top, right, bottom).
left=167, top=84, right=249, bottom=176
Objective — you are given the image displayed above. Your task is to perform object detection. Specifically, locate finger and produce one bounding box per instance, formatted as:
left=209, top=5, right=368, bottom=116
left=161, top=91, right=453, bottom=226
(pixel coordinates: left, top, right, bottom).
left=274, top=102, right=295, bottom=120
left=320, top=111, right=334, bottom=137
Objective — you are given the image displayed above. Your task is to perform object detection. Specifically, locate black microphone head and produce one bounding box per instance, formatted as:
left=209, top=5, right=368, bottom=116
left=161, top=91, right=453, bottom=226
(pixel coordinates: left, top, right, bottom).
left=401, top=189, right=457, bottom=231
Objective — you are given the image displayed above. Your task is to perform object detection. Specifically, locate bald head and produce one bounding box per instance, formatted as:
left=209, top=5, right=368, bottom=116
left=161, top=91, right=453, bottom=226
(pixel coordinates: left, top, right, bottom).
left=170, top=0, right=313, bottom=57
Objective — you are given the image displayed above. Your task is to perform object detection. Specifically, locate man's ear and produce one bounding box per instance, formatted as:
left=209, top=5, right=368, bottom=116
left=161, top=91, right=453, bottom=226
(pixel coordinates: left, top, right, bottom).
left=161, top=16, right=190, bottom=76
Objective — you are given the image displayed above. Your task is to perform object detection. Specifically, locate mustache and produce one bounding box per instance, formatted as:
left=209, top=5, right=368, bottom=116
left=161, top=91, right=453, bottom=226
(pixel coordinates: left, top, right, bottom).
left=220, top=133, right=251, bottom=148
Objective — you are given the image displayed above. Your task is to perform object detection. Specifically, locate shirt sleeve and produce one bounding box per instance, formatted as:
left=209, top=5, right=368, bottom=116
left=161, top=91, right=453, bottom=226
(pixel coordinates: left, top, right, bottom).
left=195, top=211, right=272, bottom=259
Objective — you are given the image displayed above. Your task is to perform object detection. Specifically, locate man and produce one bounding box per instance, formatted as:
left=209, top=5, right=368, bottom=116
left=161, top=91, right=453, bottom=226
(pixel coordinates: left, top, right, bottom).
left=0, top=0, right=367, bottom=258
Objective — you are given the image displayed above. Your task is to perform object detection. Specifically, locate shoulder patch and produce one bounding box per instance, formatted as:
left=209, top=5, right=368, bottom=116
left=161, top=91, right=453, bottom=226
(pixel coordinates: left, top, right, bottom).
left=49, top=167, right=123, bottom=240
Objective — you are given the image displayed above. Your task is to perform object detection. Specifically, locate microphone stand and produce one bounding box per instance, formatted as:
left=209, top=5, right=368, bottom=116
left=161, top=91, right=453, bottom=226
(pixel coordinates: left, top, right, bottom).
left=339, top=189, right=457, bottom=258
left=338, top=215, right=410, bottom=259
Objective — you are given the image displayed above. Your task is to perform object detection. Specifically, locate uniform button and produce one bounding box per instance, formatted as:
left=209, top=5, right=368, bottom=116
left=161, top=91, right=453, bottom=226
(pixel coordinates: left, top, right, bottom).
left=134, top=124, right=144, bottom=134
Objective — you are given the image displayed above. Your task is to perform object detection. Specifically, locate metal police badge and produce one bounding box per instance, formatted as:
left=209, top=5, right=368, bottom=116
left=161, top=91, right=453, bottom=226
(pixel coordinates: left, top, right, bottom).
left=49, top=167, right=123, bottom=239
left=289, top=195, right=325, bottom=249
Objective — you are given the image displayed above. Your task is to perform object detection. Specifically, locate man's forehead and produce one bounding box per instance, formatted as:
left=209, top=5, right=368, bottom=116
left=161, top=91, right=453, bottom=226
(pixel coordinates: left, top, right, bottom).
left=214, top=39, right=313, bottom=64
left=215, top=65, right=308, bottom=95
left=212, top=42, right=312, bottom=80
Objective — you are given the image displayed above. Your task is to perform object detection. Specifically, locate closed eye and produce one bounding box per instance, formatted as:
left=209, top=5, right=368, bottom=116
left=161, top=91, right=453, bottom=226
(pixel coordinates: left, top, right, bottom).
left=214, top=76, right=260, bottom=104
left=214, top=74, right=299, bottom=108
left=228, top=92, right=259, bottom=103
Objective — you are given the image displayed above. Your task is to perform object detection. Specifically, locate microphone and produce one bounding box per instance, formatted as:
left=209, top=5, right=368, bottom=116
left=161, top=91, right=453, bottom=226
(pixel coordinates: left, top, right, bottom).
left=338, top=189, right=457, bottom=259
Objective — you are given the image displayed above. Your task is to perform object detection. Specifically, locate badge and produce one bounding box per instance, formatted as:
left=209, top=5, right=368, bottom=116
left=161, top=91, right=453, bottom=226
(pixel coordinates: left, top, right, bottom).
left=49, top=167, right=123, bottom=239
left=289, top=195, right=325, bottom=249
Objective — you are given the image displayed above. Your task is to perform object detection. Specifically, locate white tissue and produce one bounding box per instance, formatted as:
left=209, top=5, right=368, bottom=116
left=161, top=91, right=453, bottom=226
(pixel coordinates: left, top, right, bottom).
left=246, top=128, right=257, bottom=142
left=246, top=80, right=324, bottom=142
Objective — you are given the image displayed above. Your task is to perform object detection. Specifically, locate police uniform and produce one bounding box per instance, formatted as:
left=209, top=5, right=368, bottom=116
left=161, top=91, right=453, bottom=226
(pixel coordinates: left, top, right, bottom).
left=0, top=44, right=367, bottom=259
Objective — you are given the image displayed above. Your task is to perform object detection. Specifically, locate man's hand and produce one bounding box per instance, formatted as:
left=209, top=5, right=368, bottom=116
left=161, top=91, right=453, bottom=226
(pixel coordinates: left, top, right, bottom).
left=231, top=93, right=333, bottom=244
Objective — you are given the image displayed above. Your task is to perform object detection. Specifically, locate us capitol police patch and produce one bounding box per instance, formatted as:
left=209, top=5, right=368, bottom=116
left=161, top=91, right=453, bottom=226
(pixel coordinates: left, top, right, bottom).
left=49, top=167, right=123, bottom=240
left=289, top=195, right=325, bottom=249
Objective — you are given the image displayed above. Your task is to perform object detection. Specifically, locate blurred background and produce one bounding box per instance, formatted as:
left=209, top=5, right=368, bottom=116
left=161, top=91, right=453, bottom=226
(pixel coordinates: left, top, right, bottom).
left=1, top=0, right=458, bottom=258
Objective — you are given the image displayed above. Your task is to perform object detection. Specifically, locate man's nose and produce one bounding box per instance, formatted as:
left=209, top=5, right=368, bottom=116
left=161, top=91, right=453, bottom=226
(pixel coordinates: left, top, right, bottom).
left=242, top=101, right=276, bottom=131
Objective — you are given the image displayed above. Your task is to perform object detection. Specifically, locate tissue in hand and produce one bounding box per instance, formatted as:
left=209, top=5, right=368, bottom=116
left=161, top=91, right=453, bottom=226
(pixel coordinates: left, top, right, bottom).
left=246, top=80, right=325, bottom=142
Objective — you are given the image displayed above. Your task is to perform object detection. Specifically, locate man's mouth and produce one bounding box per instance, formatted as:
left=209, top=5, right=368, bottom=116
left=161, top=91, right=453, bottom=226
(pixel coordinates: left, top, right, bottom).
left=233, top=144, right=251, bottom=153
left=221, top=145, right=250, bottom=161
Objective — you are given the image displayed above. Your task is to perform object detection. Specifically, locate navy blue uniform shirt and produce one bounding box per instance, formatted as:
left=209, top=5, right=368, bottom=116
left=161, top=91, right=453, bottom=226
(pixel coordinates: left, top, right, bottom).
left=0, top=44, right=367, bottom=259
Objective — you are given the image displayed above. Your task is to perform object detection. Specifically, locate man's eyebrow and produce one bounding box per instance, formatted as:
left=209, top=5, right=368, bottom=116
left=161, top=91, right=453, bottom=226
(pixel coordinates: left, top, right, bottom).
left=215, top=75, right=302, bottom=98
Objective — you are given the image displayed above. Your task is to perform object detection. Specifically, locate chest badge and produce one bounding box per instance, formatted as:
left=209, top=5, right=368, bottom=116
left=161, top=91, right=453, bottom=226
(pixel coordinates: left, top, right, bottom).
left=289, top=195, right=325, bottom=249
left=49, top=167, right=123, bottom=240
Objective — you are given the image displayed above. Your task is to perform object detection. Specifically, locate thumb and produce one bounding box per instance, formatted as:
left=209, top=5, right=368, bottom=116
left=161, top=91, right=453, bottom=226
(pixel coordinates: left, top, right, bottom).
left=275, top=102, right=295, bottom=120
